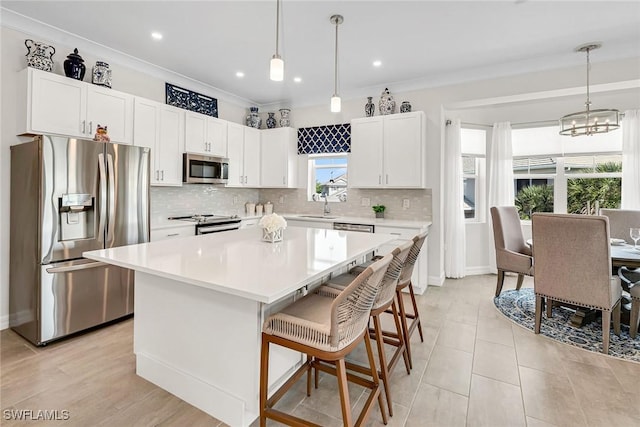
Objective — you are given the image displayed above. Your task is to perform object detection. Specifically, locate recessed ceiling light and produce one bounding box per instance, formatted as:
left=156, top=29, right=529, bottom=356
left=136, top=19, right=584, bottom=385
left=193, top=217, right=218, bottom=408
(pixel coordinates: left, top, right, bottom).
left=236, top=71, right=245, bottom=78
left=293, top=77, right=302, bottom=83
left=373, top=60, right=382, bottom=67
left=151, top=32, right=163, bottom=40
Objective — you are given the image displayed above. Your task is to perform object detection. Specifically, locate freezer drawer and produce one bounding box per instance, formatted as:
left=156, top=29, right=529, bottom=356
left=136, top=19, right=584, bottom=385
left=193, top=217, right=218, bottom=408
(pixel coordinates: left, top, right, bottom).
left=39, top=259, right=133, bottom=344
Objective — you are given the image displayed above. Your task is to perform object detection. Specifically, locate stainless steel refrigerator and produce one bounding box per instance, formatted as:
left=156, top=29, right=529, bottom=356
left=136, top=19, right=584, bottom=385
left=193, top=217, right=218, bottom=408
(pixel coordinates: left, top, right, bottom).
left=10, top=135, right=150, bottom=345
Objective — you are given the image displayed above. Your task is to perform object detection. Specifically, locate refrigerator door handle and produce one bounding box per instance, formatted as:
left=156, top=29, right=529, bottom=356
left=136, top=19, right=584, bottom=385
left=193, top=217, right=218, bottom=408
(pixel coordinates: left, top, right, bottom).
left=46, top=261, right=108, bottom=273
left=106, top=153, right=116, bottom=244
left=98, top=153, right=107, bottom=244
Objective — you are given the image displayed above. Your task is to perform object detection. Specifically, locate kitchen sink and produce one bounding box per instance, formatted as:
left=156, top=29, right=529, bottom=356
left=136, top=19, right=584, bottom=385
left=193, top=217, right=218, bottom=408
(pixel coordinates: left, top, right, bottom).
left=298, top=215, right=340, bottom=219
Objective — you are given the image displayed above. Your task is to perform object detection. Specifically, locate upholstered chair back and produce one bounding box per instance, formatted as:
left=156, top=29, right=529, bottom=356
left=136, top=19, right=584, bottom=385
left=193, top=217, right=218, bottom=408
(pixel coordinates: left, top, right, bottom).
left=599, top=208, right=640, bottom=244
left=491, top=206, right=531, bottom=257
left=374, top=240, right=413, bottom=310
left=532, top=213, right=614, bottom=310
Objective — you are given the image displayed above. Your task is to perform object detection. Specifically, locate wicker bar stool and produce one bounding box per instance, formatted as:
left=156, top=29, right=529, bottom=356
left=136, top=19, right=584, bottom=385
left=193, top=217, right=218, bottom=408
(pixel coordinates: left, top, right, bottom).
left=260, top=253, right=393, bottom=427
left=321, top=240, right=413, bottom=417
left=351, top=231, right=427, bottom=369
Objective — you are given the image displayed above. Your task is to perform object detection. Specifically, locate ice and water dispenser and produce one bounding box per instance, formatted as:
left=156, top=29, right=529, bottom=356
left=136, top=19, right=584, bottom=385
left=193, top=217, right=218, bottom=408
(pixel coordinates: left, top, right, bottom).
left=58, top=193, right=95, bottom=241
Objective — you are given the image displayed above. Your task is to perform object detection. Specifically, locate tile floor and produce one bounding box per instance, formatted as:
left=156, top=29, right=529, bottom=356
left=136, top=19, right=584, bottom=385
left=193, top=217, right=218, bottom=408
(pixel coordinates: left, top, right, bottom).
left=2, top=274, right=639, bottom=426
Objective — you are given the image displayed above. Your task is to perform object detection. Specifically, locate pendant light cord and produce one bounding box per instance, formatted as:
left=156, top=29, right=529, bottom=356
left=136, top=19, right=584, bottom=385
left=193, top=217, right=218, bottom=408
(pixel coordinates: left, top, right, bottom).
left=275, top=0, right=280, bottom=57
left=334, top=19, right=339, bottom=95
left=585, top=47, right=591, bottom=112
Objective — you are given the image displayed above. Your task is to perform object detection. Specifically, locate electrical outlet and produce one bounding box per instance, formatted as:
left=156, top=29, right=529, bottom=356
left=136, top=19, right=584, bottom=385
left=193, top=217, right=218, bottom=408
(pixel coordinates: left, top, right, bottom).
left=361, top=197, right=370, bottom=207
left=279, top=195, right=285, bottom=204
left=403, top=199, right=410, bottom=209
left=233, top=195, right=238, bottom=205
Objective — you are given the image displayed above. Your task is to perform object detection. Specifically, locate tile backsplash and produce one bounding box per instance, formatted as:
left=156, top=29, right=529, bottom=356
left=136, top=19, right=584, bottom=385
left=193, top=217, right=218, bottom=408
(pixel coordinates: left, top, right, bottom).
left=151, top=185, right=431, bottom=222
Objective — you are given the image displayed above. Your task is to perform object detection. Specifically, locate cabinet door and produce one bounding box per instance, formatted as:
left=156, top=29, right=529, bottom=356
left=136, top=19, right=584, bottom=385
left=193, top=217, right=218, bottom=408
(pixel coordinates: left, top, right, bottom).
left=86, top=86, right=133, bottom=144
left=260, top=129, right=287, bottom=187
left=226, top=122, right=245, bottom=187
left=133, top=98, right=159, bottom=183
left=243, top=127, right=261, bottom=187
left=383, top=113, right=423, bottom=187
left=185, top=112, right=208, bottom=154
left=157, top=106, right=184, bottom=186
left=207, top=117, right=228, bottom=157
left=30, top=69, right=85, bottom=137
left=349, top=117, right=383, bottom=188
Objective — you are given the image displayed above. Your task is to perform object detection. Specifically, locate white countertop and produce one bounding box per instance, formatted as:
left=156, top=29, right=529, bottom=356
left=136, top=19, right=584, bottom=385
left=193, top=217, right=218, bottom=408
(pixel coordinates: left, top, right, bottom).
left=149, top=215, right=196, bottom=231
left=84, top=227, right=395, bottom=304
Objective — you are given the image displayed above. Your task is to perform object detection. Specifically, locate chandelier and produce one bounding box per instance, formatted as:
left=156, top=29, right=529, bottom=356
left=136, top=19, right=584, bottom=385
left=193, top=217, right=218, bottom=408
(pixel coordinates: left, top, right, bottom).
left=559, top=43, right=620, bottom=137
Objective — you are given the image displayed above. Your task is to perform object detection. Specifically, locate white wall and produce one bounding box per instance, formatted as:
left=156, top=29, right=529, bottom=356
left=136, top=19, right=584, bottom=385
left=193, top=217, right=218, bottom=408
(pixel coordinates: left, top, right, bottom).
left=1, top=19, right=639, bottom=327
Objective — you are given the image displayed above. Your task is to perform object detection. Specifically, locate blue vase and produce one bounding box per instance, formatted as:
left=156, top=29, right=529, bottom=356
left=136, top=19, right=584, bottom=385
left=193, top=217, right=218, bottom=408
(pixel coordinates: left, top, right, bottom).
left=266, top=112, right=276, bottom=129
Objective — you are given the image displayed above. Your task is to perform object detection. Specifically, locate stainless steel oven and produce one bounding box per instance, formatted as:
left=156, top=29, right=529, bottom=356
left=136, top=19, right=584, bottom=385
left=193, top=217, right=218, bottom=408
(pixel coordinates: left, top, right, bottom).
left=183, top=153, right=229, bottom=184
left=168, top=214, right=241, bottom=235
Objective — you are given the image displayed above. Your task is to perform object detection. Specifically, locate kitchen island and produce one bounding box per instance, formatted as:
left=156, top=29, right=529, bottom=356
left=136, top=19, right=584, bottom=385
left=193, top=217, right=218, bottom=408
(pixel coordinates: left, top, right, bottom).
left=84, top=226, right=395, bottom=427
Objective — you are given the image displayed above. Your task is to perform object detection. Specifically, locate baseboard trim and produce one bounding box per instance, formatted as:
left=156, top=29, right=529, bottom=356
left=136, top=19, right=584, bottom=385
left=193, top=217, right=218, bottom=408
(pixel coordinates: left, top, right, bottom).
left=428, top=274, right=445, bottom=287
left=0, top=314, right=9, bottom=330
left=466, top=266, right=492, bottom=276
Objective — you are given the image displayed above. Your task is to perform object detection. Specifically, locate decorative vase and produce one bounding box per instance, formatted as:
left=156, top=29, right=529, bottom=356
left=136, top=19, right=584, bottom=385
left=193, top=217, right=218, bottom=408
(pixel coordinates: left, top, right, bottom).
left=400, top=101, right=412, bottom=113
left=25, top=39, right=55, bottom=72
left=92, top=61, right=112, bottom=88
left=279, top=108, right=291, bottom=127
left=365, top=96, right=375, bottom=117
left=379, top=88, right=396, bottom=115
left=375, top=212, right=384, bottom=219
left=266, top=112, right=277, bottom=129
left=63, top=48, right=86, bottom=80
left=246, top=107, right=262, bottom=129
left=262, top=228, right=283, bottom=243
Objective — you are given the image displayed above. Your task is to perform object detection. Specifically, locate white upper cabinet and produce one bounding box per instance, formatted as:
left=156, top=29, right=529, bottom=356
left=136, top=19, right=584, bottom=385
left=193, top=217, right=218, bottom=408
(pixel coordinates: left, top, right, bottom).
left=185, top=112, right=227, bottom=157
left=133, top=98, right=184, bottom=186
left=227, top=123, right=260, bottom=187
left=349, top=111, right=426, bottom=188
left=260, top=127, right=298, bottom=188
left=18, top=67, right=134, bottom=144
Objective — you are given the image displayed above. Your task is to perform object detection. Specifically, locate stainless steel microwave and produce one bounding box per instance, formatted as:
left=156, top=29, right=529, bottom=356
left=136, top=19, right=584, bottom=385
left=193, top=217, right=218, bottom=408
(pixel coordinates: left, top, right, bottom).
left=183, top=153, right=229, bottom=184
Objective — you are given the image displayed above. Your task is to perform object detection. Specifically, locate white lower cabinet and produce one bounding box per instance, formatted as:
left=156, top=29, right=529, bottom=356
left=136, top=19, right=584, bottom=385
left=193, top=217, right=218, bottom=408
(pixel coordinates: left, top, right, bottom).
left=286, top=219, right=333, bottom=229
left=133, top=98, right=184, bottom=186
left=240, top=218, right=259, bottom=228
left=150, top=226, right=194, bottom=242
left=375, top=226, right=428, bottom=294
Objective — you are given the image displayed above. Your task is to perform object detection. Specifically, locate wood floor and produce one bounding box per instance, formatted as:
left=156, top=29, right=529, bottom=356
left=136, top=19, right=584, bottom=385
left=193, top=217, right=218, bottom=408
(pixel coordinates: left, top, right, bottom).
left=2, top=274, right=640, bottom=426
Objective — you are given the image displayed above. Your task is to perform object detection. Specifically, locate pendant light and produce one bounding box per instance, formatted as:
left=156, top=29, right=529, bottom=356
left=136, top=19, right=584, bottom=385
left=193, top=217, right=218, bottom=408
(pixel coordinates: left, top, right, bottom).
left=330, top=14, right=343, bottom=113
left=559, top=43, right=620, bottom=137
left=270, top=0, right=284, bottom=81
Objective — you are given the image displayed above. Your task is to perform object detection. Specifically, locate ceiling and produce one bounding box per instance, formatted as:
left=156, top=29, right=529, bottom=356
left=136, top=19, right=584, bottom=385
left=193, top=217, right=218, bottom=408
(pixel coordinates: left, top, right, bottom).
left=2, top=1, right=640, bottom=108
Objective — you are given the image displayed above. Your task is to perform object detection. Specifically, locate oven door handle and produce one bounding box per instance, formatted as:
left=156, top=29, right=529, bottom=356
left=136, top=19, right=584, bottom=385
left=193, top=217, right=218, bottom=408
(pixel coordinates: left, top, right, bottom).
left=198, top=223, right=240, bottom=234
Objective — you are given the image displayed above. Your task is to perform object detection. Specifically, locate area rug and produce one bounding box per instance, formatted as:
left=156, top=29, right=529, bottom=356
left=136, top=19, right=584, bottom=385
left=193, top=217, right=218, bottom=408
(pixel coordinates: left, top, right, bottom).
left=494, top=288, right=640, bottom=362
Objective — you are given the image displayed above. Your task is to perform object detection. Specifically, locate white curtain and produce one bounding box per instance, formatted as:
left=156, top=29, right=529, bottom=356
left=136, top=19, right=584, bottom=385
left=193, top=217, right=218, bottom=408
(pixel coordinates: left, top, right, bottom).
left=487, top=122, right=515, bottom=272
left=444, top=119, right=466, bottom=278
left=621, top=109, right=640, bottom=209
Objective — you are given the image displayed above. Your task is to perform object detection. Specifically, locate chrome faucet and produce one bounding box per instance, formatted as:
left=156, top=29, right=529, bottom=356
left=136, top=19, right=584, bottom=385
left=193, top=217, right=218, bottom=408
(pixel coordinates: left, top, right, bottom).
left=323, top=195, right=331, bottom=215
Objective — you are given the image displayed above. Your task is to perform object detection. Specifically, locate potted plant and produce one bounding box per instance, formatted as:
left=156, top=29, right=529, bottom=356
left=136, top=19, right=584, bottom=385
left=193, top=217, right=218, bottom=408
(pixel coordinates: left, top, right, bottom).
left=372, top=205, right=386, bottom=219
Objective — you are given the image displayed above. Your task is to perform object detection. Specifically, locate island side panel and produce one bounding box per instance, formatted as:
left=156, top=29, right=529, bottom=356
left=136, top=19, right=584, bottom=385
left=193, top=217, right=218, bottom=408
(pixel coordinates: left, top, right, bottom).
left=133, top=271, right=262, bottom=427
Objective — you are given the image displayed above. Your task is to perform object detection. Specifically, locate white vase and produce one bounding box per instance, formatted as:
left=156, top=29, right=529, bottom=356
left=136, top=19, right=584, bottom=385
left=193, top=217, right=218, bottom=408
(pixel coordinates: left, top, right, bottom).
left=263, top=228, right=283, bottom=243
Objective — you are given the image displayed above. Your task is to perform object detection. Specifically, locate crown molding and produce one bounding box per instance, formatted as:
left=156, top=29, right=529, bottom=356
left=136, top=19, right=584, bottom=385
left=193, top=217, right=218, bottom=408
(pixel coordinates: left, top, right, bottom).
left=0, top=7, right=256, bottom=108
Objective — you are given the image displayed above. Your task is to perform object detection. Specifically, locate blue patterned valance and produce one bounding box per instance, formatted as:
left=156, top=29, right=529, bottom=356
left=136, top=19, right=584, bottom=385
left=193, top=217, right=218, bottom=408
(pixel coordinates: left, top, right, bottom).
left=297, top=124, right=351, bottom=154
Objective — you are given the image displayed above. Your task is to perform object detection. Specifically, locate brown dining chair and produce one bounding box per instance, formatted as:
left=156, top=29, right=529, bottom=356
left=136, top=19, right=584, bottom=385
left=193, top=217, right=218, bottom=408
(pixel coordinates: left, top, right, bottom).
left=531, top=213, right=621, bottom=354
left=618, top=266, right=640, bottom=338
left=490, top=206, right=534, bottom=297
left=599, top=208, right=640, bottom=244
